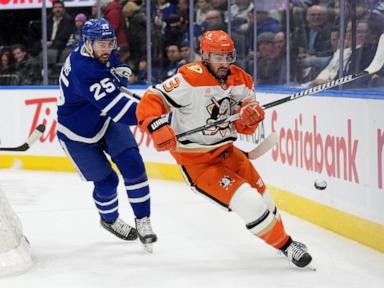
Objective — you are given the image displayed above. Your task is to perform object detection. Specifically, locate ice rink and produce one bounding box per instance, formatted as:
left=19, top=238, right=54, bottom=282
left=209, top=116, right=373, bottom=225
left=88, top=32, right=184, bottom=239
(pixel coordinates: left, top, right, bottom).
left=0, top=169, right=383, bottom=288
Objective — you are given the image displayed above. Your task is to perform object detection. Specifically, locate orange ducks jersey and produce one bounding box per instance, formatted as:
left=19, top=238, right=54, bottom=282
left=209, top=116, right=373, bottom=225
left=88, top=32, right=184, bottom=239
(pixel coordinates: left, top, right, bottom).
left=136, top=61, right=257, bottom=165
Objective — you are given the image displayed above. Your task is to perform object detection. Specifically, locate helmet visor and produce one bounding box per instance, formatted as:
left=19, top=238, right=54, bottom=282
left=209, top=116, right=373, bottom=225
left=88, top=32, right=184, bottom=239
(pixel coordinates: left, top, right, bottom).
left=206, top=51, right=236, bottom=64
left=93, top=38, right=117, bottom=50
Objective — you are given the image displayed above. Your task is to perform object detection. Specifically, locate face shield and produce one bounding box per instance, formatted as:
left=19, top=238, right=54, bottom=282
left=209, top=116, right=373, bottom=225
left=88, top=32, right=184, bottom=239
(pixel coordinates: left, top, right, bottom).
left=203, top=51, right=237, bottom=64
left=92, top=38, right=117, bottom=51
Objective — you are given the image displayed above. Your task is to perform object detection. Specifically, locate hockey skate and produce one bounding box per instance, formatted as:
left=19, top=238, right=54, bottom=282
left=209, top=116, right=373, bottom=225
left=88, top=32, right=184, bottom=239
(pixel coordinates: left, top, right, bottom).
left=135, top=217, right=157, bottom=253
left=282, top=240, right=314, bottom=270
left=100, top=218, right=138, bottom=241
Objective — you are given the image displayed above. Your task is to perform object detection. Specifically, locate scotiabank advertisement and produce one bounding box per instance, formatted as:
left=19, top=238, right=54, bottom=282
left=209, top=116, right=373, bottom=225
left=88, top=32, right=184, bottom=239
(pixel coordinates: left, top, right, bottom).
left=0, top=0, right=94, bottom=10
left=255, top=91, right=384, bottom=226
left=0, top=88, right=383, bottom=226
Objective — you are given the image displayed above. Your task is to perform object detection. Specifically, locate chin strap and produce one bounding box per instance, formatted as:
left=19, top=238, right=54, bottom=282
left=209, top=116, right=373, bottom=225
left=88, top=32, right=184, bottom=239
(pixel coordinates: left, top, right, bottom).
left=83, top=40, right=94, bottom=58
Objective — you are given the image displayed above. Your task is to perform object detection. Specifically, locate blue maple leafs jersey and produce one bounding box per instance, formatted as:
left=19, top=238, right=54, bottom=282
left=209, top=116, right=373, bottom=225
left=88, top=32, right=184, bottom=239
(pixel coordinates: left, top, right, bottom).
left=57, top=44, right=138, bottom=143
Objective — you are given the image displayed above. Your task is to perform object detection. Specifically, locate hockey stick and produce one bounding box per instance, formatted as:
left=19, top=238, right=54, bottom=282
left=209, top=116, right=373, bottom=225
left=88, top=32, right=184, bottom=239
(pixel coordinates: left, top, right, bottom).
left=119, top=85, right=142, bottom=101
left=0, top=124, right=46, bottom=152
left=176, top=113, right=241, bottom=139
left=247, top=132, right=279, bottom=160
left=176, top=33, right=384, bottom=139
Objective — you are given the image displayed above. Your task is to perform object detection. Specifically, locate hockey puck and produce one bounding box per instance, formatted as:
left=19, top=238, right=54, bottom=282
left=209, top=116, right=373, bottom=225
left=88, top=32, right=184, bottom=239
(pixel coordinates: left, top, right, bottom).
left=314, top=179, right=327, bottom=190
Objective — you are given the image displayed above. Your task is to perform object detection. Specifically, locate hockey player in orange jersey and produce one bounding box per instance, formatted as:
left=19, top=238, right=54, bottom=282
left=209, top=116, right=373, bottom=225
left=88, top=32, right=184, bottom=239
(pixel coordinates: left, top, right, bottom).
left=136, top=30, right=313, bottom=268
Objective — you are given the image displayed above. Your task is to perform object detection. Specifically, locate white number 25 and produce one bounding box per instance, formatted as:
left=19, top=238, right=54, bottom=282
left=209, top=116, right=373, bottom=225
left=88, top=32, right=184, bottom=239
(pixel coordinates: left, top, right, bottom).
left=90, top=78, right=116, bottom=100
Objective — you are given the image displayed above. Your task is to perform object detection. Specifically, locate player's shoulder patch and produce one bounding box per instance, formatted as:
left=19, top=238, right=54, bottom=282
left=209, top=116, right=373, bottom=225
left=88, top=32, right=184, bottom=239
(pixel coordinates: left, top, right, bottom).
left=185, top=63, right=204, bottom=74
left=229, top=64, right=254, bottom=88
left=178, top=61, right=217, bottom=87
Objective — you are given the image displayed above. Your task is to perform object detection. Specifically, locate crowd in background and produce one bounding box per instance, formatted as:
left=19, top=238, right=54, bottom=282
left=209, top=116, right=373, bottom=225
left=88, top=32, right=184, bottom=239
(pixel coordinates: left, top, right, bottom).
left=0, top=0, right=384, bottom=88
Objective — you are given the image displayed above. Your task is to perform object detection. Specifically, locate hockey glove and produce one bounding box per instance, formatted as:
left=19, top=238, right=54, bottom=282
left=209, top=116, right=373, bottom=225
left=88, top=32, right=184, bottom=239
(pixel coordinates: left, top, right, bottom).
left=142, top=116, right=177, bottom=152
left=112, top=64, right=132, bottom=87
left=236, top=99, right=265, bottom=128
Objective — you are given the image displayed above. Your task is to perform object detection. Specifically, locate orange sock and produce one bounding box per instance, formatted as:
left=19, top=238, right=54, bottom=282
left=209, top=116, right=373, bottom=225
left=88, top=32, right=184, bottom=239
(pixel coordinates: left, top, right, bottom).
left=259, top=218, right=289, bottom=249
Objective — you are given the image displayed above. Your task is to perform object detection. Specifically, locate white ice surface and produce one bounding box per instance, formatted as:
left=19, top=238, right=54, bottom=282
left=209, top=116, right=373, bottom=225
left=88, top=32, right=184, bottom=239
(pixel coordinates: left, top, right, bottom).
left=0, top=169, right=383, bottom=288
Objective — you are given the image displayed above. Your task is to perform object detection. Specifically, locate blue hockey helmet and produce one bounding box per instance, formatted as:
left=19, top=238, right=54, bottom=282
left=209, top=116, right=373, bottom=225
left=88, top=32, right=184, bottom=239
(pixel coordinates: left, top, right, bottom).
left=82, top=18, right=117, bottom=49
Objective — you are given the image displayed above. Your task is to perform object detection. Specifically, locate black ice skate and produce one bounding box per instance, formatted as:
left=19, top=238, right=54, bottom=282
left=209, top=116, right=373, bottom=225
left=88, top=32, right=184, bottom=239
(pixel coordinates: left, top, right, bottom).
left=282, top=239, right=313, bottom=269
left=135, top=217, right=157, bottom=253
left=100, top=218, right=138, bottom=241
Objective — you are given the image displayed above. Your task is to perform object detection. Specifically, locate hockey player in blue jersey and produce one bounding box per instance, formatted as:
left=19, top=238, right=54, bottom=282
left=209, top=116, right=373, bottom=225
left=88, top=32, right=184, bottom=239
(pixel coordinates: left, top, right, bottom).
left=57, top=18, right=157, bottom=252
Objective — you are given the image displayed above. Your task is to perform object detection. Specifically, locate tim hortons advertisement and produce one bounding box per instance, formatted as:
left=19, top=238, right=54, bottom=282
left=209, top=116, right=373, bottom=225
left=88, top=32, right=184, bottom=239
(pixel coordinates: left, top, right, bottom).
left=0, top=88, right=383, bottom=224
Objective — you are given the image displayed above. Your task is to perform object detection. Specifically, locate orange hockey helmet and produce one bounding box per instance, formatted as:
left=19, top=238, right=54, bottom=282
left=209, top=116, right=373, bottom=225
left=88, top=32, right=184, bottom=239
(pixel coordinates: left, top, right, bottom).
left=200, top=30, right=236, bottom=63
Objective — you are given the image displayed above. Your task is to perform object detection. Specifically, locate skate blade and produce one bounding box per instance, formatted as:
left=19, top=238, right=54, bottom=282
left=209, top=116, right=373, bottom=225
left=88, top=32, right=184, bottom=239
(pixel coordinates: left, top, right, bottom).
left=292, top=262, right=316, bottom=271
left=142, top=243, right=153, bottom=253
left=304, top=265, right=316, bottom=271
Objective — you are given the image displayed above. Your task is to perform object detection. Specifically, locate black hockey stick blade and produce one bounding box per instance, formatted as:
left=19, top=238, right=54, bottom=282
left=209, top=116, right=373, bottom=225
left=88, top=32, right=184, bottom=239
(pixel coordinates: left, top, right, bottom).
left=0, top=124, right=46, bottom=152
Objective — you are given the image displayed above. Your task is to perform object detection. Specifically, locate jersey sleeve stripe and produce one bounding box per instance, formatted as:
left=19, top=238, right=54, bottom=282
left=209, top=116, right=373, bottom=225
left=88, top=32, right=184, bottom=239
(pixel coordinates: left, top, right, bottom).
left=112, top=100, right=135, bottom=122
left=152, top=86, right=185, bottom=108
left=101, top=93, right=125, bottom=115
left=57, top=118, right=111, bottom=143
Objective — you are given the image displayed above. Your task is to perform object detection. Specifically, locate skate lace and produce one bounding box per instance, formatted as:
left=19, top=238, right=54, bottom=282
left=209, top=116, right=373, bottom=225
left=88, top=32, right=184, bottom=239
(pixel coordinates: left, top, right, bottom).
left=111, top=219, right=131, bottom=237
left=136, top=217, right=153, bottom=237
left=288, top=242, right=306, bottom=261
left=293, top=240, right=307, bottom=252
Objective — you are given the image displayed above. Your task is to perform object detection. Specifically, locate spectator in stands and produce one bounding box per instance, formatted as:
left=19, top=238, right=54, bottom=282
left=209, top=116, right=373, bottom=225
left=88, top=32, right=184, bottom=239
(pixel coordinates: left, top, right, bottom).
left=179, top=39, right=201, bottom=64
left=153, top=0, right=178, bottom=30
left=162, top=43, right=184, bottom=80
left=116, top=44, right=135, bottom=68
left=177, top=0, right=189, bottom=22
left=124, top=0, right=147, bottom=63
left=240, top=7, right=282, bottom=34
left=270, top=31, right=293, bottom=84
left=136, top=58, right=159, bottom=84
left=246, top=32, right=278, bottom=84
left=210, top=0, right=228, bottom=13
left=195, top=0, right=212, bottom=25
left=163, top=14, right=187, bottom=48
left=373, top=1, right=384, bottom=16
left=203, top=10, right=226, bottom=31
left=306, top=27, right=352, bottom=87
left=11, top=44, right=42, bottom=85
left=102, top=0, right=129, bottom=49
left=46, top=0, right=74, bottom=61
left=59, top=13, right=87, bottom=64
left=343, top=19, right=380, bottom=88
left=293, top=5, right=333, bottom=82
left=356, top=0, right=370, bottom=19
left=0, top=48, right=15, bottom=75
left=333, top=0, right=351, bottom=26
left=239, top=7, right=282, bottom=60
left=231, top=0, right=254, bottom=33
left=151, top=0, right=178, bottom=71
left=66, top=13, right=87, bottom=50
left=176, top=0, right=204, bottom=44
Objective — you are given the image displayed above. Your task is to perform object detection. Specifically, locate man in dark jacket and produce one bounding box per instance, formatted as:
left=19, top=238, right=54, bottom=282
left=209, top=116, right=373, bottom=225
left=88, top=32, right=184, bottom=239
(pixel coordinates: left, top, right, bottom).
left=46, top=1, right=74, bottom=52
left=12, top=44, right=42, bottom=85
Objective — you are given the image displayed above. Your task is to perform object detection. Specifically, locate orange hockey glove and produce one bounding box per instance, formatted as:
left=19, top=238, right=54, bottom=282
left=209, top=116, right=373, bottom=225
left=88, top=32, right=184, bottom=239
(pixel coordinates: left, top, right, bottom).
left=142, top=116, right=177, bottom=152
left=236, top=99, right=265, bottom=128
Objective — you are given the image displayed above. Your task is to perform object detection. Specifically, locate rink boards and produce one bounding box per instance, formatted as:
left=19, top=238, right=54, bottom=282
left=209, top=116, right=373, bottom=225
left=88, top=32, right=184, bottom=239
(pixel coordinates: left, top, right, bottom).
left=0, top=87, right=383, bottom=253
